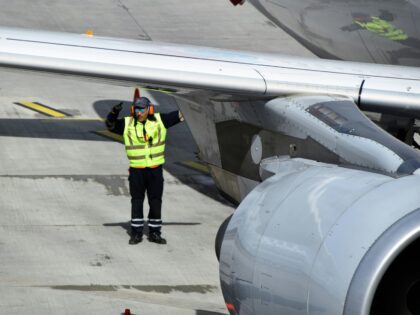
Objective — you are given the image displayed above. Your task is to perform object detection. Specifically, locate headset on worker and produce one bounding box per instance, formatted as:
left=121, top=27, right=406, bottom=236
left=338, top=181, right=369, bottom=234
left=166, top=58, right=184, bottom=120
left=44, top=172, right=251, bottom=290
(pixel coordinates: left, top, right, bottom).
left=130, top=88, right=155, bottom=116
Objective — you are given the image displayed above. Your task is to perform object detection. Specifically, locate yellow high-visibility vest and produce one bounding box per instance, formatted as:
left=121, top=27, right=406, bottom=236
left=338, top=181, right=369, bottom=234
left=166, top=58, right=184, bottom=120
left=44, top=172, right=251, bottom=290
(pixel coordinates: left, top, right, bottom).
left=123, top=113, right=167, bottom=168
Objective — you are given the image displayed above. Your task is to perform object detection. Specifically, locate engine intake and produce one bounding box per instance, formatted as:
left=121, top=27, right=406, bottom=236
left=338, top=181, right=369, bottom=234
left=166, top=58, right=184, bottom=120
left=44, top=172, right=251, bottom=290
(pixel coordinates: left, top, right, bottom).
left=346, top=209, right=420, bottom=315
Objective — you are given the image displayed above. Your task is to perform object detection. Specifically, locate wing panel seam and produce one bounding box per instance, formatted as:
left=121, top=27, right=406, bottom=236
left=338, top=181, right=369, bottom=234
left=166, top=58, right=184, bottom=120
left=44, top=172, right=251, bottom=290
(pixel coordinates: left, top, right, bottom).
left=253, top=68, right=268, bottom=94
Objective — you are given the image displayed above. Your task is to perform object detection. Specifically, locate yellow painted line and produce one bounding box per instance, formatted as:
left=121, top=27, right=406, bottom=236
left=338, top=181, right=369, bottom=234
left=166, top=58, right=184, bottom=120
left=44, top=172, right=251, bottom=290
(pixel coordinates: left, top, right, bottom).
left=180, top=160, right=209, bottom=174
left=94, top=130, right=123, bottom=143
left=15, top=102, right=70, bottom=118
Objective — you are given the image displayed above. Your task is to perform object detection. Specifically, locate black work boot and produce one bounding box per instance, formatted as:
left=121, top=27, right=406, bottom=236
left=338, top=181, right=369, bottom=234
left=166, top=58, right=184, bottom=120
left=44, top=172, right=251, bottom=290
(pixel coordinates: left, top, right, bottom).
left=148, top=232, right=167, bottom=245
left=129, top=232, right=143, bottom=245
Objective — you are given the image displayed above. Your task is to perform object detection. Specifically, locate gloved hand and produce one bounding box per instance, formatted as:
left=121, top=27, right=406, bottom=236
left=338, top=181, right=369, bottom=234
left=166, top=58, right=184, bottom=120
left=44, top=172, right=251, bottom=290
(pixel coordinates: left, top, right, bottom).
left=112, top=102, right=123, bottom=113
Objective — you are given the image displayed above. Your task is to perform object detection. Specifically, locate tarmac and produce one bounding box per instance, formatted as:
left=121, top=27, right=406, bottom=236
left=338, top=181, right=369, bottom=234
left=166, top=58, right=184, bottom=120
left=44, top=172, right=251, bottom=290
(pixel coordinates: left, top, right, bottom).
left=0, top=1, right=313, bottom=314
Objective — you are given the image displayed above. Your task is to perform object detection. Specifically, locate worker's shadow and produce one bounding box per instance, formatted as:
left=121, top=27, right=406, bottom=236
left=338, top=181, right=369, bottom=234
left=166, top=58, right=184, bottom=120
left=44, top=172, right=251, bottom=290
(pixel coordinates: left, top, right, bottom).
left=196, top=311, right=227, bottom=315
left=120, top=310, right=226, bottom=315
left=103, top=221, right=202, bottom=237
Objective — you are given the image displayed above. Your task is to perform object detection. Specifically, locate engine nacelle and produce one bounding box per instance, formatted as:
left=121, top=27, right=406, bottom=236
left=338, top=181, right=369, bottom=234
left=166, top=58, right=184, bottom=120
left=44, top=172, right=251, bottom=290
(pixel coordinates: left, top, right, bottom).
left=219, top=161, right=420, bottom=315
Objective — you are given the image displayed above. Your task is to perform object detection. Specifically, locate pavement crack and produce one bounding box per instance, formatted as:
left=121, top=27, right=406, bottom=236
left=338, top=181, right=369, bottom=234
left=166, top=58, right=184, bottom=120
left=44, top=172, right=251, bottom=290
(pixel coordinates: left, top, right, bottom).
left=117, top=0, right=152, bottom=40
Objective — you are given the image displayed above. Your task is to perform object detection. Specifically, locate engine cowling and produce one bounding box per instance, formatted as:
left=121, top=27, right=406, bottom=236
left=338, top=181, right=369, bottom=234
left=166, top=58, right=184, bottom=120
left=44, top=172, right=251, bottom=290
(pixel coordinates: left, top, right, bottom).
left=219, top=161, right=420, bottom=315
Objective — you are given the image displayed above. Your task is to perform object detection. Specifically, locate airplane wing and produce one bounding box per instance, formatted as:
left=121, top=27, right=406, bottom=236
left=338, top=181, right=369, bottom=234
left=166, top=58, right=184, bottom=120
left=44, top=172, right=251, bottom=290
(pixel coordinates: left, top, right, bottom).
left=1, top=27, right=420, bottom=117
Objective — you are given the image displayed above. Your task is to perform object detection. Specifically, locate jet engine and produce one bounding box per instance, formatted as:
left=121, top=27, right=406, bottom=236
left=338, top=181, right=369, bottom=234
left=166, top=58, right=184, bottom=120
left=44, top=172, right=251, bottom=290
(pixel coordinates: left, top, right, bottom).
left=218, top=159, right=420, bottom=315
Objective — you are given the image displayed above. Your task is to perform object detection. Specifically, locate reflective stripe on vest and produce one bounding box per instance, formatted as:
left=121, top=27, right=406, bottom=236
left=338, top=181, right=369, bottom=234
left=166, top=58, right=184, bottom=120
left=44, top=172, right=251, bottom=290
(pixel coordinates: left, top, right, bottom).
left=123, top=114, right=167, bottom=167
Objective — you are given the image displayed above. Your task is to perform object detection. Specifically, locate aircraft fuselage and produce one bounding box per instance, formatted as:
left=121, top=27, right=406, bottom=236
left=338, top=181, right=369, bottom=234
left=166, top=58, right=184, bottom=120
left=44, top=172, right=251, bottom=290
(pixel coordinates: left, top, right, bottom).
left=248, top=0, right=420, bottom=66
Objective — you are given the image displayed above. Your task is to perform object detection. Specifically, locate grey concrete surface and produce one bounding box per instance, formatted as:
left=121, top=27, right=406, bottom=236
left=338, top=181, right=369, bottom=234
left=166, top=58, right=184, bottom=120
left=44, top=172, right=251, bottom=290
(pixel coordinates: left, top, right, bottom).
left=0, top=1, right=312, bottom=314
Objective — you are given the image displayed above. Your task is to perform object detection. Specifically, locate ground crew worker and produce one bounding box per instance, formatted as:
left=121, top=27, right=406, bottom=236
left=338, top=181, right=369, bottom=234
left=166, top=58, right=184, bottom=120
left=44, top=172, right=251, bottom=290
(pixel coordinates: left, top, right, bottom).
left=106, top=95, right=184, bottom=245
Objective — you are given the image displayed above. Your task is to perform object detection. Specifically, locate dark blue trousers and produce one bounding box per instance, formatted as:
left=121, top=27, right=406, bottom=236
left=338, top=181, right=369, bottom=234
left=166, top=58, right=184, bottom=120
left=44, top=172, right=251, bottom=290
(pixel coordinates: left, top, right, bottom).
left=128, top=166, right=164, bottom=235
